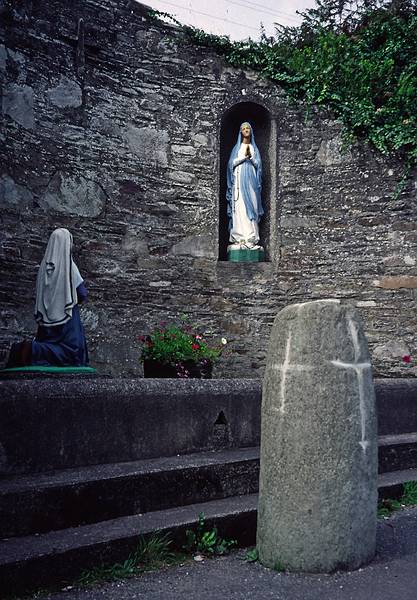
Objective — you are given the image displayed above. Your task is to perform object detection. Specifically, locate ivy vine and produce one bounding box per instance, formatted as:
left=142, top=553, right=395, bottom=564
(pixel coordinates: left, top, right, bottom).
left=148, top=1, right=417, bottom=178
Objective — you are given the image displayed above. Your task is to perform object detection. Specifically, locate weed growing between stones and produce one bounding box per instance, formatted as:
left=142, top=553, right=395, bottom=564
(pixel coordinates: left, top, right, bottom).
left=244, top=547, right=259, bottom=562
left=184, top=512, right=237, bottom=556
left=4, top=521, right=238, bottom=598
left=78, top=532, right=183, bottom=586
left=273, top=559, right=286, bottom=573
left=378, top=480, right=417, bottom=517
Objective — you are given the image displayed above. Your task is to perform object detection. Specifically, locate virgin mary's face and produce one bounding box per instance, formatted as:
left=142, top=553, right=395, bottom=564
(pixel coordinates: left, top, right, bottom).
left=241, top=124, right=251, bottom=139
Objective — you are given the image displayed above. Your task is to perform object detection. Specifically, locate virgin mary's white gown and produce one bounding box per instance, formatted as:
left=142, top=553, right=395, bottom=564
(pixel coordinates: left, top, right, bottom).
left=228, top=143, right=262, bottom=250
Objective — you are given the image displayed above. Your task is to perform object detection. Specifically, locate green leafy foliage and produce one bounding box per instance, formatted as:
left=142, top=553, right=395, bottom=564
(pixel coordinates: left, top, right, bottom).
left=377, top=497, right=402, bottom=517
left=401, top=480, right=417, bottom=505
left=244, top=547, right=259, bottom=562
left=378, top=480, right=417, bottom=517
left=139, top=321, right=227, bottom=364
left=149, top=1, right=417, bottom=168
left=184, top=512, right=237, bottom=556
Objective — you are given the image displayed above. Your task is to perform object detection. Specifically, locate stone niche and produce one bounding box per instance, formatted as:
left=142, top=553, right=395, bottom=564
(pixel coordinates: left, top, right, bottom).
left=219, top=101, right=272, bottom=261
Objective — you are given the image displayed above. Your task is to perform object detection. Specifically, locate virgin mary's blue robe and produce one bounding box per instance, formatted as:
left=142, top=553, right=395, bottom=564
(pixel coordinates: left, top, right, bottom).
left=31, top=282, right=89, bottom=366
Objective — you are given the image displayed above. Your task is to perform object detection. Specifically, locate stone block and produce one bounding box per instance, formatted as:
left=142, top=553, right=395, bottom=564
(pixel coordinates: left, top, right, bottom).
left=2, top=84, right=34, bottom=129
left=40, top=172, right=106, bottom=217
left=123, top=125, right=169, bottom=165
left=257, top=300, right=378, bottom=573
left=46, top=76, right=82, bottom=108
left=170, top=235, right=215, bottom=258
left=373, top=276, right=417, bottom=289
left=0, top=175, right=33, bottom=210
left=0, top=45, right=6, bottom=71
left=372, top=340, right=409, bottom=360
left=316, top=137, right=351, bottom=165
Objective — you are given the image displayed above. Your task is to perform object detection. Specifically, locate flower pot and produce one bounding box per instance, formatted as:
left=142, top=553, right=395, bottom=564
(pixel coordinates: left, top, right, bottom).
left=143, top=359, right=213, bottom=379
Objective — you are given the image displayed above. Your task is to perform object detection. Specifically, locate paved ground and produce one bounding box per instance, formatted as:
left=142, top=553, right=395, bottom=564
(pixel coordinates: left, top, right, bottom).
left=39, top=508, right=417, bottom=600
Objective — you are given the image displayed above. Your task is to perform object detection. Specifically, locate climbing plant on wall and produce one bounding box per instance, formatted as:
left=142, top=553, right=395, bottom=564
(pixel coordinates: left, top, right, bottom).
left=148, top=1, right=417, bottom=174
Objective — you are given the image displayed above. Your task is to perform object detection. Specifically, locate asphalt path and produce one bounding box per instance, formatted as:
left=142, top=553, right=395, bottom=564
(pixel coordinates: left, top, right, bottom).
left=39, top=507, right=417, bottom=600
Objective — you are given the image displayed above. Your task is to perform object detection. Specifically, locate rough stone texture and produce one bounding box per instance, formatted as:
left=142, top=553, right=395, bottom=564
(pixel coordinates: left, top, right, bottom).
left=2, top=83, right=34, bottom=129
left=46, top=76, right=83, bottom=108
left=373, top=276, right=417, bottom=289
left=1, top=0, right=417, bottom=377
left=0, top=173, right=33, bottom=210
left=257, top=300, right=378, bottom=572
left=40, top=172, right=106, bottom=216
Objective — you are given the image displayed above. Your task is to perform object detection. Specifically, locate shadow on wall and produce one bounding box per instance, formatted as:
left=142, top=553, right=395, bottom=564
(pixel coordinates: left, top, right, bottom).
left=219, top=102, right=271, bottom=260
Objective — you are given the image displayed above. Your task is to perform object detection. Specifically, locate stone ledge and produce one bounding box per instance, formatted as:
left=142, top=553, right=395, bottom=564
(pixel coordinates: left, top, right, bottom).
left=1, top=377, right=416, bottom=476
left=0, top=378, right=262, bottom=476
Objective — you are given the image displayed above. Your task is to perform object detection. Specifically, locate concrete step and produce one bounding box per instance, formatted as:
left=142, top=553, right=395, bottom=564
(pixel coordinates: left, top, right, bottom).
left=0, top=494, right=258, bottom=597
left=0, top=447, right=259, bottom=538
left=378, top=467, right=417, bottom=499
left=2, top=432, right=417, bottom=540
left=378, top=433, right=417, bottom=473
left=1, top=467, right=417, bottom=597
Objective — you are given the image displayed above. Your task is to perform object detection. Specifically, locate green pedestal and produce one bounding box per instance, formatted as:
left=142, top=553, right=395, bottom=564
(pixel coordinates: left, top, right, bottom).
left=0, top=366, right=97, bottom=379
left=0, top=366, right=97, bottom=374
left=227, top=248, right=265, bottom=262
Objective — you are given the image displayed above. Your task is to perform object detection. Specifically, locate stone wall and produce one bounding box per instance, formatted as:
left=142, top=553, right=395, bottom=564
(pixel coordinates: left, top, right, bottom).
left=1, top=0, right=416, bottom=377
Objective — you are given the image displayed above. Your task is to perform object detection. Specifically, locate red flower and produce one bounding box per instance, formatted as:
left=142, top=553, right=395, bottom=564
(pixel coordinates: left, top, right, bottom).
left=146, top=340, right=153, bottom=348
left=402, top=355, right=412, bottom=364
left=138, top=335, right=146, bottom=342
left=192, top=343, right=200, bottom=351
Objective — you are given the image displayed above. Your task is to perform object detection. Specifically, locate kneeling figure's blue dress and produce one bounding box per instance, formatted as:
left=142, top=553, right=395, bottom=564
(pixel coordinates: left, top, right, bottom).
left=31, top=282, right=89, bottom=366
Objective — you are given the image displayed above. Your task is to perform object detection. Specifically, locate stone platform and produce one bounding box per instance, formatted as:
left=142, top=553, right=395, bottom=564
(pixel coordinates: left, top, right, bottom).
left=0, top=378, right=417, bottom=595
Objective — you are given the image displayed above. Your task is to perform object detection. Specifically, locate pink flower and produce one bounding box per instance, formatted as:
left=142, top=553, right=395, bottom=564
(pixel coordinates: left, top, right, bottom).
left=403, top=355, right=412, bottom=364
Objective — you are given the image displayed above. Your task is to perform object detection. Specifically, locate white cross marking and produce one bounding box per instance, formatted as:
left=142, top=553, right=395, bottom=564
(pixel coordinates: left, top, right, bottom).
left=271, top=332, right=315, bottom=414
left=332, top=317, right=372, bottom=453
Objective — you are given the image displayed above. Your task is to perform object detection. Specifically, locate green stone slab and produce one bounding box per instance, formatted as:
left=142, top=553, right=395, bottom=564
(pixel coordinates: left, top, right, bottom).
left=227, top=248, right=265, bottom=262
left=0, top=366, right=97, bottom=374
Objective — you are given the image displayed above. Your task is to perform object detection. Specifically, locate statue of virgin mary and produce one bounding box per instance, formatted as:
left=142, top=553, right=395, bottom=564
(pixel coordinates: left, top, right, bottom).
left=226, top=122, right=263, bottom=251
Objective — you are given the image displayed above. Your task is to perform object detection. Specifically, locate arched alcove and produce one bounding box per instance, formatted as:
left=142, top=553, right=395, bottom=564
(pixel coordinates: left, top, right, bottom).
left=219, top=102, right=272, bottom=261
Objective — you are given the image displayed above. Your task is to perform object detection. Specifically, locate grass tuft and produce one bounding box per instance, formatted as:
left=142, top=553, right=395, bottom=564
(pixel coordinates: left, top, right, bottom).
left=378, top=480, right=417, bottom=518
left=78, top=532, right=182, bottom=586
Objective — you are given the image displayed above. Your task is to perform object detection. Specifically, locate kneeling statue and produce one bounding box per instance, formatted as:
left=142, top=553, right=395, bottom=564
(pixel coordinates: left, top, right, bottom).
left=6, top=228, right=89, bottom=367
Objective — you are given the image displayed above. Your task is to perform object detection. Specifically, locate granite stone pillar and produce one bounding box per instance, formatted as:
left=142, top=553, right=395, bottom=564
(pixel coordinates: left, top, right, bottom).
left=257, top=299, right=378, bottom=573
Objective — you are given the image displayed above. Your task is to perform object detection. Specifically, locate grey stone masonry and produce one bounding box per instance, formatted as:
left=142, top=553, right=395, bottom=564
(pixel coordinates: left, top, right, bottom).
left=1, top=0, right=417, bottom=378
left=257, top=300, right=378, bottom=572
